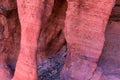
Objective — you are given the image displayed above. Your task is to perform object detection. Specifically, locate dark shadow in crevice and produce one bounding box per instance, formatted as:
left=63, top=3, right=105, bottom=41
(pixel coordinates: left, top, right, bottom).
left=38, top=0, right=68, bottom=80
left=38, top=0, right=68, bottom=57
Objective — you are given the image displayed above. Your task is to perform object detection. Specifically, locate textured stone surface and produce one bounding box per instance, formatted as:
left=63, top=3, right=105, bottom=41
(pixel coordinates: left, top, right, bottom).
left=0, top=0, right=120, bottom=80
left=98, top=21, right=120, bottom=80
left=0, top=0, right=66, bottom=80
left=61, top=0, right=115, bottom=80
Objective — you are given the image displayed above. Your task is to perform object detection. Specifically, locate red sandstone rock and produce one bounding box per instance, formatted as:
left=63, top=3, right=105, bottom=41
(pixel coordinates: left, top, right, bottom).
left=98, top=21, right=120, bottom=80
left=0, top=0, right=120, bottom=80
left=61, top=0, right=115, bottom=80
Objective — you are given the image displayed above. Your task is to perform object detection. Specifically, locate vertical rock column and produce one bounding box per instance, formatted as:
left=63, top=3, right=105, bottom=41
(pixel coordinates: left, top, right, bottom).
left=62, top=0, right=115, bottom=80
left=12, top=0, right=44, bottom=80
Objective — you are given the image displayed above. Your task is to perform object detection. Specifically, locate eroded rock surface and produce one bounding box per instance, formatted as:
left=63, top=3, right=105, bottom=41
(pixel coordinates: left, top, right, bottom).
left=0, top=0, right=120, bottom=80
left=97, top=21, right=120, bottom=80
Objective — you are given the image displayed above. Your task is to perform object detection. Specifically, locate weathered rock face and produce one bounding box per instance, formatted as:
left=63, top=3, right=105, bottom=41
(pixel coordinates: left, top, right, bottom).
left=0, top=0, right=20, bottom=79
left=0, top=0, right=67, bottom=80
left=97, top=22, right=120, bottom=80
left=96, top=1, right=120, bottom=79
left=0, top=0, right=120, bottom=80
left=61, top=0, right=115, bottom=80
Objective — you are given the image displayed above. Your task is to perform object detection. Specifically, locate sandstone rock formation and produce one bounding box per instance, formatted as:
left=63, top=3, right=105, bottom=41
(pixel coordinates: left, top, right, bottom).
left=0, top=0, right=120, bottom=80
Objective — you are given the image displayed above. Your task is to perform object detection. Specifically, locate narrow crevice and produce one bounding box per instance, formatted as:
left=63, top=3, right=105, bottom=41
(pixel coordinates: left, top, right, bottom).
left=37, top=0, right=68, bottom=80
